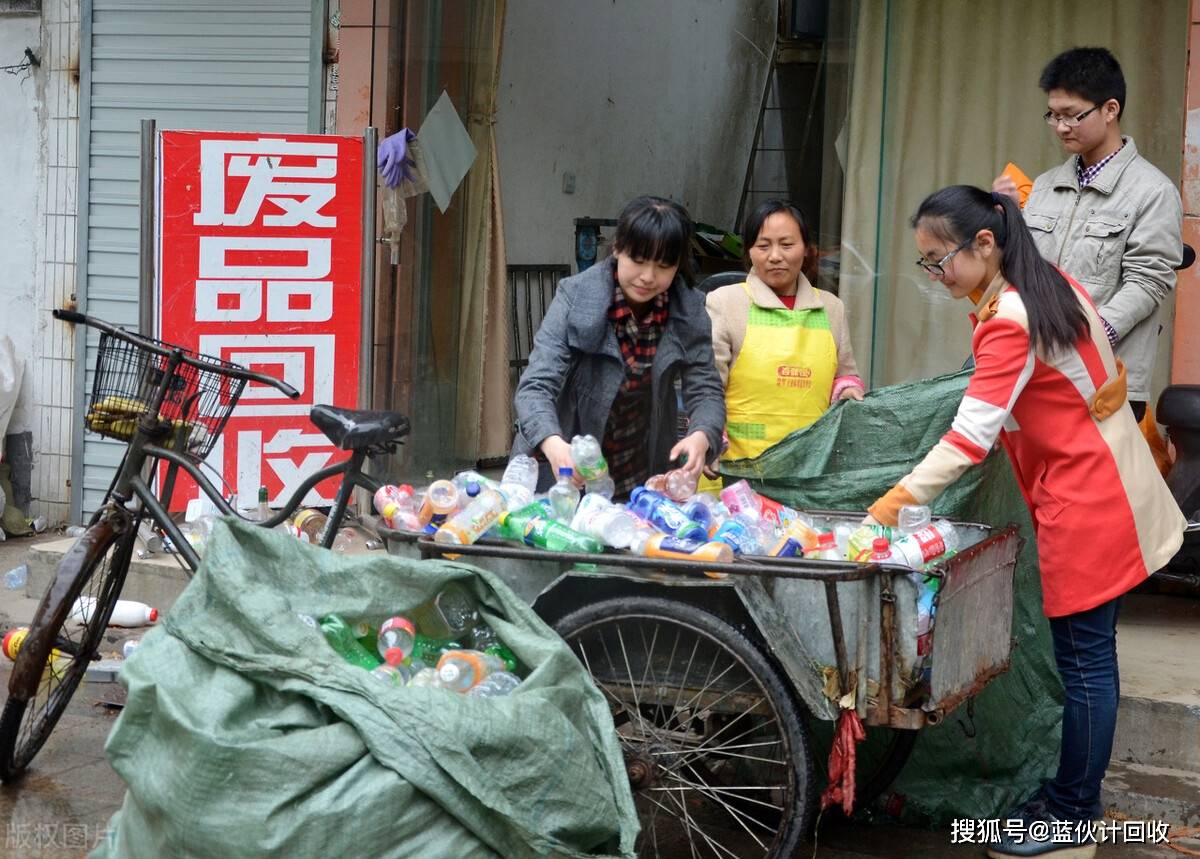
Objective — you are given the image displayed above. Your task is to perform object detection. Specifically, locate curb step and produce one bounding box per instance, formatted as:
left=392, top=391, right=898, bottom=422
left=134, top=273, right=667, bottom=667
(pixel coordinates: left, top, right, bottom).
left=1102, top=759, right=1200, bottom=826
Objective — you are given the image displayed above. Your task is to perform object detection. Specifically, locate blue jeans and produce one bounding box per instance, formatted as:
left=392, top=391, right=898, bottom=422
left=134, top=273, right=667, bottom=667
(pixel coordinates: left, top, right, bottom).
left=1043, top=596, right=1122, bottom=821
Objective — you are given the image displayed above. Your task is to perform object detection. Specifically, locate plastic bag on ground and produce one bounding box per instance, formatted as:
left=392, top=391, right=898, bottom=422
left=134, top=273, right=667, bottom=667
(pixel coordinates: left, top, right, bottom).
left=91, top=517, right=638, bottom=859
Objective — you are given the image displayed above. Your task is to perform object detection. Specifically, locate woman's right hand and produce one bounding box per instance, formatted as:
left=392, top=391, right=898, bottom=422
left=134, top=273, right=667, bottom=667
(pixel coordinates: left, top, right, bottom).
left=539, top=435, right=579, bottom=484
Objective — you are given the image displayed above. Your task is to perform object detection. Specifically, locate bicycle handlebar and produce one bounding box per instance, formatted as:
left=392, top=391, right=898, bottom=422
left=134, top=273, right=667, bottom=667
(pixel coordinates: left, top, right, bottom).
left=53, top=308, right=301, bottom=399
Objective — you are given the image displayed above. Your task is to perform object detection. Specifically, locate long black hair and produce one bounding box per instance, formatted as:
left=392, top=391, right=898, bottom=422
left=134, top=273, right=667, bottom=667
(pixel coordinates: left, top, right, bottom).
left=741, top=199, right=819, bottom=283
left=613, top=196, right=695, bottom=284
left=911, top=185, right=1087, bottom=354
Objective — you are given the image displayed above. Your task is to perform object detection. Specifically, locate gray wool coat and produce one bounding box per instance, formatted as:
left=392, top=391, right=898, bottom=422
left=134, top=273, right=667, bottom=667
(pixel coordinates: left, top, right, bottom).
left=511, top=257, right=725, bottom=488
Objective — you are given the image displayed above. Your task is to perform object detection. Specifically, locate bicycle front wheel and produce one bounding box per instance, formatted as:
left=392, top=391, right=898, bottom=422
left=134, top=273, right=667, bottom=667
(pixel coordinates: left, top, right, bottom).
left=0, top=515, right=137, bottom=781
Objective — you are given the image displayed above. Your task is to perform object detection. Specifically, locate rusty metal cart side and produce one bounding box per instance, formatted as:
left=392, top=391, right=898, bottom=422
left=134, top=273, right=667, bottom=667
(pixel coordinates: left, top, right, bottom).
left=379, top=514, right=1020, bottom=859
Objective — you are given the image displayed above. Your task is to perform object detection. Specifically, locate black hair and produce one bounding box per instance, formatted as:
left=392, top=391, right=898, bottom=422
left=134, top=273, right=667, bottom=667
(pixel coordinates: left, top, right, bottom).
left=911, top=185, right=1088, bottom=354
left=613, top=196, right=695, bottom=284
left=741, top=199, right=819, bottom=283
left=1039, top=47, right=1126, bottom=119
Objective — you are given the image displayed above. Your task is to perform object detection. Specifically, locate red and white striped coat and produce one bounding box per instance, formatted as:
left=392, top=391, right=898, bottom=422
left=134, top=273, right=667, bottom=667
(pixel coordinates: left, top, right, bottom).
left=870, top=272, right=1185, bottom=617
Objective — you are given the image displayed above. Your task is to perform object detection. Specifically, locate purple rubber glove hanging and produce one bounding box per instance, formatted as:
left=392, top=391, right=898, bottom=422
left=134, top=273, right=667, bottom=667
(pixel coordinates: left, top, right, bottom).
left=377, top=128, right=416, bottom=188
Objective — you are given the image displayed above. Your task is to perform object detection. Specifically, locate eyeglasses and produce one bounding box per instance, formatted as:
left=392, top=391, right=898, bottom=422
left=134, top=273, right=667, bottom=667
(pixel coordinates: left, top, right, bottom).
left=1043, top=105, right=1100, bottom=128
left=915, top=237, right=973, bottom=277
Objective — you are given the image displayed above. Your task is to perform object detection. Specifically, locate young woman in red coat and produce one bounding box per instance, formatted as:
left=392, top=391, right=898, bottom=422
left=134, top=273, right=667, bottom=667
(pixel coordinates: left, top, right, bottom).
left=866, top=185, right=1184, bottom=859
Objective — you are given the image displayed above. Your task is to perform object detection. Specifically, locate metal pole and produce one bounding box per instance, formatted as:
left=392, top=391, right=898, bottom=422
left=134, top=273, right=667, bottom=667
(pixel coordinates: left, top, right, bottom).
left=138, top=118, right=156, bottom=336
left=360, top=127, right=378, bottom=409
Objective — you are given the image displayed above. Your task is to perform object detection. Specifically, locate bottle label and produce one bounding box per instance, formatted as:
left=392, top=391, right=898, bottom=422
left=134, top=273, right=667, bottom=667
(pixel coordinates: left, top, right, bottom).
left=652, top=536, right=707, bottom=554
left=911, top=526, right=947, bottom=562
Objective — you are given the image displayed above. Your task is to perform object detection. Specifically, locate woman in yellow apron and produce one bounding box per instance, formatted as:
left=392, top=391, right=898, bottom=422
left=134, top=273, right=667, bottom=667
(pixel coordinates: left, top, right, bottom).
left=705, top=200, right=865, bottom=469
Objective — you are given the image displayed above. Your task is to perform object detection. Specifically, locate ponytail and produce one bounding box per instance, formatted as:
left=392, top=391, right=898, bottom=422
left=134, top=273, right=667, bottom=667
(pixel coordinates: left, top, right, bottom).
left=911, top=185, right=1087, bottom=354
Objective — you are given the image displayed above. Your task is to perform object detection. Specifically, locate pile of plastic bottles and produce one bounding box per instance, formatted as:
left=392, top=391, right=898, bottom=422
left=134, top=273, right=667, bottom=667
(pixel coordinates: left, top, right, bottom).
left=311, top=582, right=523, bottom=697
left=167, top=486, right=369, bottom=556
left=373, top=435, right=961, bottom=580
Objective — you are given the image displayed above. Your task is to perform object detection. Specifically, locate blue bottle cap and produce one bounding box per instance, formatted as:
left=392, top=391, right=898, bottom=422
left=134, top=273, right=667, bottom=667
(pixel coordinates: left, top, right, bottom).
left=558, top=467, right=573, bottom=477
left=466, top=481, right=481, bottom=497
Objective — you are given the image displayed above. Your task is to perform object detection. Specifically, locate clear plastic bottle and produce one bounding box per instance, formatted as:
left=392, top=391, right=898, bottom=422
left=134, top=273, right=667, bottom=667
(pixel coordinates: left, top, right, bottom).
left=547, top=468, right=581, bottom=521
left=834, top=523, right=854, bottom=559
left=434, top=489, right=507, bottom=545
left=452, top=470, right=500, bottom=495
left=628, top=488, right=707, bottom=542
left=435, top=649, right=504, bottom=692
left=377, top=616, right=416, bottom=666
left=370, top=662, right=412, bottom=687
left=711, top=517, right=760, bottom=555
left=419, top=480, right=461, bottom=527
left=331, top=527, right=357, bottom=553
left=570, top=435, right=615, bottom=499
left=664, top=468, right=698, bottom=503
left=809, top=531, right=841, bottom=561
left=410, top=583, right=478, bottom=640
left=892, top=521, right=960, bottom=568
left=501, top=455, right=539, bottom=494
left=897, top=504, right=932, bottom=537
left=868, top=537, right=899, bottom=565
left=570, top=493, right=638, bottom=549
left=719, top=480, right=761, bottom=517
left=293, top=508, right=329, bottom=544
left=467, top=670, right=522, bottom=698
left=408, top=666, right=440, bottom=688
left=374, top=484, right=414, bottom=516
left=638, top=533, right=734, bottom=563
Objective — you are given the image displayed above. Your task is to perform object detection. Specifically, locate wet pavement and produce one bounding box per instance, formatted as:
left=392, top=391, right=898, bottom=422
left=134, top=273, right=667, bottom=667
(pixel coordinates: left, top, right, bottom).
left=0, top=533, right=1194, bottom=858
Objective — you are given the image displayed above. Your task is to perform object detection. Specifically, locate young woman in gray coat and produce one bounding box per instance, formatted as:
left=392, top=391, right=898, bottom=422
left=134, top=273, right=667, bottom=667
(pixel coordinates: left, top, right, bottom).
left=512, top=196, right=726, bottom=497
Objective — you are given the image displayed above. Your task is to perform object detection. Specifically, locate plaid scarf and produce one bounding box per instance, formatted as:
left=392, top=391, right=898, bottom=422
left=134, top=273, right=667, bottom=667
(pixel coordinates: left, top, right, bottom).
left=602, top=280, right=670, bottom=496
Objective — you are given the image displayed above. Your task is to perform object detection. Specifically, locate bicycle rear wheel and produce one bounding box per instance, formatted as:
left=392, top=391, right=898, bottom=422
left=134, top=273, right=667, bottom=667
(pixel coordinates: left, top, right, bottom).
left=0, top=514, right=137, bottom=781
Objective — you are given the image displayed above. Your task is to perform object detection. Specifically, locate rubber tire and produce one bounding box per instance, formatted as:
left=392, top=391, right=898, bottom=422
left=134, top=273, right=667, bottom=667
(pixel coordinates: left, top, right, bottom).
left=554, top=596, right=815, bottom=859
left=0, top=518, right=135, bottom=782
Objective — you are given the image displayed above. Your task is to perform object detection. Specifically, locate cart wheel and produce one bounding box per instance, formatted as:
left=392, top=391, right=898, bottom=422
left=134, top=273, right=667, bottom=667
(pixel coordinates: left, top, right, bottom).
left=806, top=718, right=917, bottom=814
left=554, top=596, right=814, bottom=858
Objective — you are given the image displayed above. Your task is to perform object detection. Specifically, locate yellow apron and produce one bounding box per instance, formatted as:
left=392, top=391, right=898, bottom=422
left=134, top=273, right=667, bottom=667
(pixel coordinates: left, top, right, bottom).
left=723, top=282, right=837, bottom=460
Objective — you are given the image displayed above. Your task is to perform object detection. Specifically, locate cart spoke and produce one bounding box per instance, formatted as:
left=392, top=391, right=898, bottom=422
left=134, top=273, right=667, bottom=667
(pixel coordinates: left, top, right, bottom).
left=657, top=787, right=744, bottom=859
left=661, top=770, right=776, bottom=846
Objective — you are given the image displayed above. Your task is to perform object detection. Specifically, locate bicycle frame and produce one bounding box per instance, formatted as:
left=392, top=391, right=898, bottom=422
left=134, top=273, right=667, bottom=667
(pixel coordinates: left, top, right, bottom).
left=113, top=439, right=381, bottom=573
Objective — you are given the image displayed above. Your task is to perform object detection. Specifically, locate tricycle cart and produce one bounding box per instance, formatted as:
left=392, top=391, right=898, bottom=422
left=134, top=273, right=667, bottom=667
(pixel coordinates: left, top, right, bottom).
left=379, top=512, right=1020, bottom=858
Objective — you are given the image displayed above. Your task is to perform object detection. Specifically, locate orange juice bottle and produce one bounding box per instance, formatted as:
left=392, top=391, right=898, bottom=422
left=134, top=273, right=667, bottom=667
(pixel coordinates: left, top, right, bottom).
left=2, top=627, right=69, bottom=683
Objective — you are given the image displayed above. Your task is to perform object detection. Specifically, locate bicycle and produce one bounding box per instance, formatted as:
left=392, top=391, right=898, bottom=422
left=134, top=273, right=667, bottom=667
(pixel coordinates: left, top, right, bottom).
left=0, top=309, right=409, bottom=781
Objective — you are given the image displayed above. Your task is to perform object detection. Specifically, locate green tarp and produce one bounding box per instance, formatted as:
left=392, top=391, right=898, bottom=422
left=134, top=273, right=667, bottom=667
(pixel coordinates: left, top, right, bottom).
left=92, top=518, right=639, bottom=859
left=723, top=370, right=1061, bottom=826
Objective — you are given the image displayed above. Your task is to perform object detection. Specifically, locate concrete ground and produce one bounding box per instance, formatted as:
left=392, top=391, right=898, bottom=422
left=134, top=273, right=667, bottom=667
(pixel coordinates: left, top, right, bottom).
left=0, top=532, right=1195, bottom=858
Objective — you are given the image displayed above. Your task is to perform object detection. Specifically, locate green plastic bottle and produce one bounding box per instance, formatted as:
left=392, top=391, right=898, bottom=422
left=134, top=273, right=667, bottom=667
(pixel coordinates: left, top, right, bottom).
left=319, top=614, right=383, bottom=670
left=412, top=633, right=463, bottom=667
left=523, top=517, right=602, bottom=553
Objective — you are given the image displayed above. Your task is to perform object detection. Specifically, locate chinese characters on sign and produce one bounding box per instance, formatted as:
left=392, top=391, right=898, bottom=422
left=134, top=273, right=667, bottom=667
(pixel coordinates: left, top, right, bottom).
left=158, top=132, right=364, bottom=510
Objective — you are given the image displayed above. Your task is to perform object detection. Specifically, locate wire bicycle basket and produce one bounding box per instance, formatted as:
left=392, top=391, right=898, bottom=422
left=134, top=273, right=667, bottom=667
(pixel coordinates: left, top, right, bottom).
left=85, top=329, right=248, bottom=459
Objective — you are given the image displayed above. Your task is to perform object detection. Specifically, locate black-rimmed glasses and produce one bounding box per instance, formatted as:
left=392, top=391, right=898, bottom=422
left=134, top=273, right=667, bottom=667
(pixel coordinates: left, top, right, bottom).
left=915, top=237, right=973, bottom=277
left=1043, top=105, right=1100, bottom=128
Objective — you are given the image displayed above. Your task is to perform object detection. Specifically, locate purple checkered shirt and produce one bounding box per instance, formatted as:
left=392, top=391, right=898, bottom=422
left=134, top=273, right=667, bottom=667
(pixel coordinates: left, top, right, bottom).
left=1076, top=143, right=1124, bottom=188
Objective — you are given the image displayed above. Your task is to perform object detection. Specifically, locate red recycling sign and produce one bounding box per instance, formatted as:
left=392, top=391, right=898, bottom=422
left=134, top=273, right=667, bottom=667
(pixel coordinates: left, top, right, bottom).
left=156, top=130, right=364, bottom=510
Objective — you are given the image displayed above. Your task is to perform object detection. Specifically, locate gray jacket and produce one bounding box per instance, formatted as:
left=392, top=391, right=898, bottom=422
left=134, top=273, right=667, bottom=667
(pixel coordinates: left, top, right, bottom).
left=1023, top=137, right=1182, bottom=401
left=511, top=257, right=725, bottom=486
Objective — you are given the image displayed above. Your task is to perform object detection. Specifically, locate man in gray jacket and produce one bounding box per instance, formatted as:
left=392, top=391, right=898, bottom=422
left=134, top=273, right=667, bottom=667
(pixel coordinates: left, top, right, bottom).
left=995, top=47, right=1182, bottom=420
